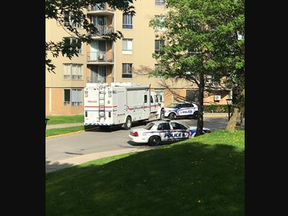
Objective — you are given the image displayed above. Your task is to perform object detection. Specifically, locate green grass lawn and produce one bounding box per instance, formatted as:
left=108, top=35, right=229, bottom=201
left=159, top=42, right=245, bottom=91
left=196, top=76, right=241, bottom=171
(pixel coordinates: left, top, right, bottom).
left=46, top=130, right=244, bottom=216
left=46, top=115, right=84, bottom=125
left=46, top=126, right=84, bottom=137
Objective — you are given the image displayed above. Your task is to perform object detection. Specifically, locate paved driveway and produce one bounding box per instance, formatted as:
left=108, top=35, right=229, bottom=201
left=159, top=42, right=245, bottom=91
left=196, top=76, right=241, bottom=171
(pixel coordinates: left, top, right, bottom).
left=46, top=117, right=227, bottom=172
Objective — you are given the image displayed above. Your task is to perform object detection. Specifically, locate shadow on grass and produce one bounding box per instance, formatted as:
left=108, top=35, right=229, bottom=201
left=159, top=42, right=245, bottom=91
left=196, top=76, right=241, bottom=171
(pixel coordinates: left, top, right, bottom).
left=46, top=142, right=244, bottom=216
left=46, top=160, right=75, bottom=173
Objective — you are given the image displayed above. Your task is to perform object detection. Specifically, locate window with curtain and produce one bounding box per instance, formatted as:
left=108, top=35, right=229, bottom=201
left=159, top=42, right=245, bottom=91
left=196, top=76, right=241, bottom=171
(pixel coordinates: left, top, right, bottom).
left=64, top=89, right=83, bottom=106
left=63, top=64, right=83, bottom=80
left=90, top=66, right=106, bottom=83
left=122, top=39, right=133, bottom=54
left=122, top=14, right=133, bottom=29
left=122, top=63, right=132, bottom=78
left=155, top=0, right=165, bottom=6
left=155, top=40, right=165, bottom=53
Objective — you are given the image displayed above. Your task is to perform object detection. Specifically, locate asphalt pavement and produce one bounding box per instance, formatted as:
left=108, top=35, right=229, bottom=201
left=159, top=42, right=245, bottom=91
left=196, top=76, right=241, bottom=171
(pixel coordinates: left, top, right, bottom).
left=46, top=113, right=229, bottom=172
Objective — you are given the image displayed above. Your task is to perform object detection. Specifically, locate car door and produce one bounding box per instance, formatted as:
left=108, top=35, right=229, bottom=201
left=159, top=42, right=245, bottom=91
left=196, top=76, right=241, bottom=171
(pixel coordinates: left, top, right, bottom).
left=185, top=103, right=196, bottom=116
left=157, top=122, right=172, bottom=141
left=177, top=104, right=188, bottom=117
left=170, top=122, right=190, bottom=140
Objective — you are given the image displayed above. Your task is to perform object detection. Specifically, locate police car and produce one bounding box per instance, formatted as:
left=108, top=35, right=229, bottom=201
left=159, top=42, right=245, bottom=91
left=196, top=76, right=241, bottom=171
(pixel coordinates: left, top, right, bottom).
left=129, top=120, right=210, bottom=146
left=164, top=102, right=199, bottom=120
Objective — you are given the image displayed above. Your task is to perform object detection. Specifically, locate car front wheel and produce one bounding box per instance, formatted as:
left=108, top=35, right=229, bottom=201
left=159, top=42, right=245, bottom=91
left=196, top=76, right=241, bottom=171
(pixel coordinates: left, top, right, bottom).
left=148, top=136, right=161, bottom=146
left=168, top=113, right=176, bottom=120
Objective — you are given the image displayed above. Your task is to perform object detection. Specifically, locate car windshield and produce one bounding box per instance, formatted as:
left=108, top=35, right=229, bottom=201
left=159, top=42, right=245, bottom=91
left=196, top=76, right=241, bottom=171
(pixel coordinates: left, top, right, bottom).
left=145, top=122, right=154, bottom=130
left=167, top=103, right=179, bottom=108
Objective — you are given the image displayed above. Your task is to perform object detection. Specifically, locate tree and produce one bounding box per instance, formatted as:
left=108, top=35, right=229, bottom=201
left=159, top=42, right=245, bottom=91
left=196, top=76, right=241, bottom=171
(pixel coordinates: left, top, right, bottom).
left=45, top=0, right=136, bottom=72
left=150, top=0, right=245, bottom=136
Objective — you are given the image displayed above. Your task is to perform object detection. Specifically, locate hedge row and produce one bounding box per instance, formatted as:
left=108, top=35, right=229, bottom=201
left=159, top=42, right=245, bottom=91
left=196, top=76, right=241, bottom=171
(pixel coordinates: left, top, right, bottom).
left=203, top=105, right=229, bottom=113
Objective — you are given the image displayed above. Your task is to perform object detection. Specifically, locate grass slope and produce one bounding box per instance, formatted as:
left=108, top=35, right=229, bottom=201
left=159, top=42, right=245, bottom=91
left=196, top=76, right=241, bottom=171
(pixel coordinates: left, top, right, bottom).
left=46, top=130, right=244, bottom=216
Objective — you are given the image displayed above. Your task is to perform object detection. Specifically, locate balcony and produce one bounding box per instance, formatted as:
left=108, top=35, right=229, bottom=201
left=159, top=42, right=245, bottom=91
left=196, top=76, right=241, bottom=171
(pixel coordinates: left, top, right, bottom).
left=89, top=26, right=114, bottom=37
left=87, top=51, right=114, bottom=64
left=87, top=4, right=114, bottom=16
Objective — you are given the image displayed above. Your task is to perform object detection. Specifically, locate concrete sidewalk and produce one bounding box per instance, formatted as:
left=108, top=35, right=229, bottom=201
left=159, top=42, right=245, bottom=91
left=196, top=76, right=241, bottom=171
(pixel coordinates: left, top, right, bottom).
left=46, top=122, right=83, bottom=129
left=46, top=147, right=153, bottom=173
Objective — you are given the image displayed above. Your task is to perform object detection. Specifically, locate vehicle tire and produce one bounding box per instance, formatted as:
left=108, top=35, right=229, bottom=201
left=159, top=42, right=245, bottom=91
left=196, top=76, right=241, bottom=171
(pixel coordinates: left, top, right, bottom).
left=148, top=136, right=161, bottom=146
left=168, top=113, right=176, bottom=120
left=159, top=109, right=165, bottom=120
left=123, top=116, right=132, bottom=130
left=193, top=111, right=199, bottom=119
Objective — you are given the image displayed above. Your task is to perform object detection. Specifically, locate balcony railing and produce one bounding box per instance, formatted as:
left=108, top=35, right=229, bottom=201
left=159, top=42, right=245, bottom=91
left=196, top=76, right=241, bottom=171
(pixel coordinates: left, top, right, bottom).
left=89, top=26, right=114, bottom=36
left=87, top=51, right=114, bottom=63
left=87, top=4, right=114, bottom=12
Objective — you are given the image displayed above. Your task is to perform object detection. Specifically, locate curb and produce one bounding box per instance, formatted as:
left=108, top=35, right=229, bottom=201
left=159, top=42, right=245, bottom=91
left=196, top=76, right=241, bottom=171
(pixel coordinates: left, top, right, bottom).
left=204, top=114, right=228, bottom=118
left=46, top=130, right=85, bottom=140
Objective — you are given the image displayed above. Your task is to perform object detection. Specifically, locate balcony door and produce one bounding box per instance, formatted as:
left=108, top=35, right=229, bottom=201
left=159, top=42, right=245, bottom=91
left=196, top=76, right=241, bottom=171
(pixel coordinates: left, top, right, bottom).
left=91, top=66, right=106, bottom=83
left=90, top=41, right=106, bottom=61
left=91, top=16, right=107, bottom=35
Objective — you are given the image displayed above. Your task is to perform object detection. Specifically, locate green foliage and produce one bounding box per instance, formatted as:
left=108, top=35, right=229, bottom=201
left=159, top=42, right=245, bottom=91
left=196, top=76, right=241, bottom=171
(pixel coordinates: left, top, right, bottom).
left=46, top=130, right=245, bottom=216
left=150, top=0, right=245, bottom=134
left=46, top=115, right=84, bottom=125
left=151, top=0, right=245, bottom=85
left=46, top=126, right=84, bottom=137
left=204, top=104, right=228, bottom=113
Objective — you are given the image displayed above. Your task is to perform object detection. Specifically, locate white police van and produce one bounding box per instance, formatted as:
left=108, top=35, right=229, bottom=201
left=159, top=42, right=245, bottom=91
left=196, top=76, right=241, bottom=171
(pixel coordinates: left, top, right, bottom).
left=164, top=102, right=199, bottom=120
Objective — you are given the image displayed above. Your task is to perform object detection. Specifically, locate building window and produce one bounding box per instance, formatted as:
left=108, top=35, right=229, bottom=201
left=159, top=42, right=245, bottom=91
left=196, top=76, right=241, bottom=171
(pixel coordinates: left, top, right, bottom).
left=64, top=89, right=83, bottom=106
left=186, top=90, right=198, bottom=103
left=122, top=14, right=133, bottom=29
left=155, top=0, right=165, bottom=6
left=63, top=64, right=83, bottom=80
left=155, top=40, right=165, bottom=53
left=122, top=63, right=133, bottom=78
left=122, top=39, right=133, bottom=54
left=90, top=65, right=106, bottom=83
left=154, top=15, right=165, bottom=31
left=63, top=12, right=81, bottom=28
left=64, top=37, right=82, bottom=54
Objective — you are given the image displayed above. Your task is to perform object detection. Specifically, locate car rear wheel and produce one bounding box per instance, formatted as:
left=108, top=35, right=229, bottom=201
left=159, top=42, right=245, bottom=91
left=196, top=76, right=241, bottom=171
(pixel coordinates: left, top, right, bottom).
left=148, top=136, right=161, bottom=146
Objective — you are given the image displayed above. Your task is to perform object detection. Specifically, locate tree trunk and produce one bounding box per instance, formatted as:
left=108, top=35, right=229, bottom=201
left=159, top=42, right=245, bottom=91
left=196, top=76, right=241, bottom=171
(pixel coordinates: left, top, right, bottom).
left=226, top=107, right=240, bottom=132
left=196, top=73, right=204, bottom=136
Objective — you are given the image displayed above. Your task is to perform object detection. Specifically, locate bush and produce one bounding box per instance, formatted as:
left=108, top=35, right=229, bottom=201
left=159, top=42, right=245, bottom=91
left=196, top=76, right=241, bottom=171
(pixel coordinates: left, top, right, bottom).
left=204, top=105, right=228, bottom=113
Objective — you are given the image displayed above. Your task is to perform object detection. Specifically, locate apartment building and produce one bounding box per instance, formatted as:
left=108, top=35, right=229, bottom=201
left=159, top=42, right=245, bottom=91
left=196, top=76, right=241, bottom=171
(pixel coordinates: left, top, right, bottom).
left=45, top=0, right=230, bottom=116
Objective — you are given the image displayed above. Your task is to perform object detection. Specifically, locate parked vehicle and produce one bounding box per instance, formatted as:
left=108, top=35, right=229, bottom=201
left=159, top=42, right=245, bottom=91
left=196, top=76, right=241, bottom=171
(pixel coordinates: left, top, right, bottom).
left=129, top=120, right=211, bottom=146
left=84, top=83, right=165, bottom=130
left=164, top=102, right=199, bottom=120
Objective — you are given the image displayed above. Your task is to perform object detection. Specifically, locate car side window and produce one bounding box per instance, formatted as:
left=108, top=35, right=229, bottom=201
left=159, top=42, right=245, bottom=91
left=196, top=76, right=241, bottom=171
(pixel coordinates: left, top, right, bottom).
left=171, top=122, right=187, bottom=130
left=157, top=123, right=170, bottom=130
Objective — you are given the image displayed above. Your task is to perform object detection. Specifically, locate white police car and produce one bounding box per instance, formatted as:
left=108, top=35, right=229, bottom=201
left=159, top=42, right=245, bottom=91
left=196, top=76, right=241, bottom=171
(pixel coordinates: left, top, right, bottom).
left=129, top=120, right=210, bottom=146
left=164, top=102, right=199, bottom=120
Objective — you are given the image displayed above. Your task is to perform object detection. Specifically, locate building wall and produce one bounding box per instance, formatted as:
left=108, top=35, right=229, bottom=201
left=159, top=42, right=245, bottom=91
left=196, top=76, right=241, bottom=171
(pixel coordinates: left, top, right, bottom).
left=46, top=1, right=230, bottom=116
left=46, top=19, right=87, bottom=116
left=45, top=88, right=83, bottom=116
left=114, top=0, right=169, bottom=88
